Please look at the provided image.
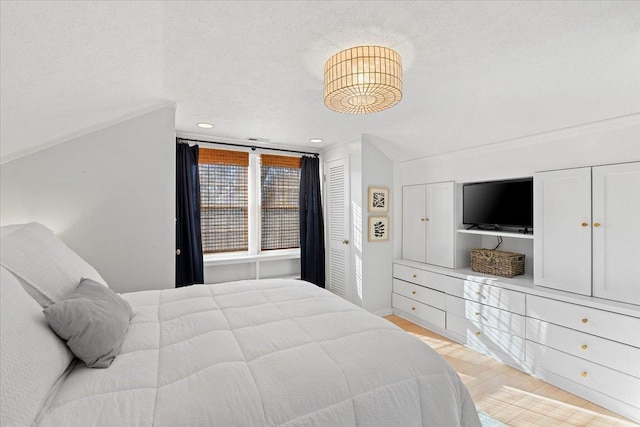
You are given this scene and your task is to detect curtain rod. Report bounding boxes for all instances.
[177,137,319,157]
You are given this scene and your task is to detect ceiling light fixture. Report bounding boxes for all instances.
[324,45,402,114]
[309,138,323,144]
[197,122,214,129]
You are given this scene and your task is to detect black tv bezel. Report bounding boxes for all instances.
[462,177,533,229]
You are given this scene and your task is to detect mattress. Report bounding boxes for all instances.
[35,279,481,426]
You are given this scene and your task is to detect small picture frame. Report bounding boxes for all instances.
[368,216,390,242]
[368,186,389,212]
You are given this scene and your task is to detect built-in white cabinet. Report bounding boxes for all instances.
[392,260,640,422]
[534,162,640,303]
[402,182,454,268]
[534,167,592,295]
[592,162,640,305]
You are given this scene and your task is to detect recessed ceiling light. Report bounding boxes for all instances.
[309,138,323,144]
[197,122,214,129]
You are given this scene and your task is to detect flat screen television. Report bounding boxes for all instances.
[463,178,533,230]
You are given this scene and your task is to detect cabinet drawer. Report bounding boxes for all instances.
[526,340,640,409]
[392,293,445,329]
[447,295,525,337]
[527,295,640,348]
[393,279,446,310]
[527,318,640,378]
[393,264,461,293]
[447,279,525,315]
[447,314,525,361]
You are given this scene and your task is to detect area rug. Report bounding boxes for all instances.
[478,410,507,427]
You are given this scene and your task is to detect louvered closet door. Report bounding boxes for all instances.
[325,157,350,299]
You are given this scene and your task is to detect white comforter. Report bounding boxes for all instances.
[36,279,481,426]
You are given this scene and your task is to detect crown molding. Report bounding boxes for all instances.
[1,100,177,165]
[400,113,640,165]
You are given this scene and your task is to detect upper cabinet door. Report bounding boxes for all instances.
[425,181,455,268]
[534,168,592,295]
[592,162,640,305]
[402,185,426,263]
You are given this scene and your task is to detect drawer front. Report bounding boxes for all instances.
[393,264,461,293]
[447,295,525,337]
[447,314,525,361]
[392,293,446,329]
[448,279,526,315]
[526,318,640,378]
[393,278,446,310]
[526,340,640,409]
[527,295,640,348]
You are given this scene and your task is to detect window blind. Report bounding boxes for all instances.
[199,148,249,253]
[260,155,301,251]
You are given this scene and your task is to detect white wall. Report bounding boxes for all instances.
[0,105,177,293]
[395,115,640,259]
[361,137,394,315]
[322,137,394,315]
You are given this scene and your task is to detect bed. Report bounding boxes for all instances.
[0,222,481,427]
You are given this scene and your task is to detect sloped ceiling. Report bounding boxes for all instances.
[1,1,639,163]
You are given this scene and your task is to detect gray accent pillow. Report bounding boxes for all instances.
[43,278,133,368]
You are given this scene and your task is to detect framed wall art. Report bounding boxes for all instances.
[368,216,389,242]
[368,186,389,212]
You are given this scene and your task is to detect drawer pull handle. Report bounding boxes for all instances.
[581,344,588,351]
[581,371,588,378]
[475,312,481,316]
[475,292,485,299]
[411,307,416,311]
[581,318,588,324]
[581,222,589,227]
[412,291,417,295]
[474,331,481,336]
[412,274,417,278]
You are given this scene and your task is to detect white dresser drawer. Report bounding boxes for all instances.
[447,314,525,361]
[393,264,461,293]
[392,293,446,329]
[526,340,640,409]
[447,279,526,315]
[447,295,525,338]
[393,278,446,310]
[527,318,640,378]
[527,295,640,348]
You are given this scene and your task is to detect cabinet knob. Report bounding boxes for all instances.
[581,371,588,378]
[412,274,417,278]
[412,290,417,295]
[475,331,481,336]
[581,222,589,227]
[594,222,601,228]
[425,217,430,221]
[581,318,589,324]
[581,344,588,351]
[411,307,416,311]
[475,312,481,316]
[342,239,350,245]
[420,218,426,222]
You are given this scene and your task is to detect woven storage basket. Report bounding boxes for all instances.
[470,249,525,278]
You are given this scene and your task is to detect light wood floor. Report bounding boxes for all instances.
[385,315,638,427]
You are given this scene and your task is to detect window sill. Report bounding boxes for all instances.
[203,249,301,267]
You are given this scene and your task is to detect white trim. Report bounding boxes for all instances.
[1,100,177,164]
[204,248,300,267]
[400,112,640,165]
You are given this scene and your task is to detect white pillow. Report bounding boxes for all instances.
[0,222,108,307]
[0,266,74,427]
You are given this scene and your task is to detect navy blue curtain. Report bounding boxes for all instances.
[175,141,204,287]
[299,156,326,287]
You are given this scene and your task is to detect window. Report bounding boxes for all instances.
[198,147,300,255]
[199,149,249,254]
[260,155,301,251]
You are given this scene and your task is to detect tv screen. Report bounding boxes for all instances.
[463,178,533,229]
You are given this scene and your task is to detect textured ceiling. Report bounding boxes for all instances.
[2,1,639,163]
